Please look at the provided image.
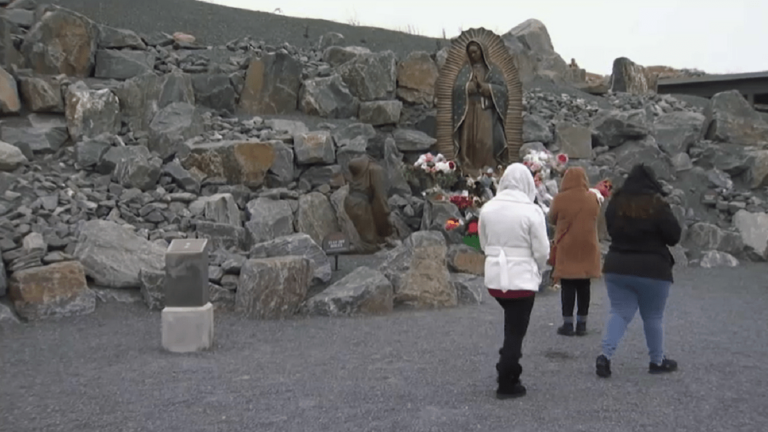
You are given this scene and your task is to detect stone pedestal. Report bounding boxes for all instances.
[161,239,213,353]
[161,302,214,353]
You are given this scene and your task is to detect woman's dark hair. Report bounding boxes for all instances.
[612,164,668,219]
[613,192,667,219]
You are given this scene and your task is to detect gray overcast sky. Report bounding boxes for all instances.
[200,0,766,76]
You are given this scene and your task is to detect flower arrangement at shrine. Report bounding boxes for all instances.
[522,149,569,213]
[402,152,461,191]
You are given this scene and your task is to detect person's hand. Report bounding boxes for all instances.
[479,83,491,97]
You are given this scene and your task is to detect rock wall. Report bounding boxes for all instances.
[0,4,767,323]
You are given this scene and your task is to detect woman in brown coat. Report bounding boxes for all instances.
[549,167,602,336]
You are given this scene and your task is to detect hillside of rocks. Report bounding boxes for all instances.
[1,3,767,324]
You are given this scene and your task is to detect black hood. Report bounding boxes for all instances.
[620,164,664,195]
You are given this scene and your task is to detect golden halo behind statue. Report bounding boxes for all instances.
[434,28,524,168]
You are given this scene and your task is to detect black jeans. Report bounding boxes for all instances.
[561,278,591,317]
[495,296,536,383]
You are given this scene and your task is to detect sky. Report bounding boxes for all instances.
[200,0,767,76]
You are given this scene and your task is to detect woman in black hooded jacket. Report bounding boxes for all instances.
[595,164,683,378]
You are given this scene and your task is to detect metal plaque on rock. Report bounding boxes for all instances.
[322,232,350,271]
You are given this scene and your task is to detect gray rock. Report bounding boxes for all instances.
[267,141,295,186]
[732,210,768,259]
[193,221,249,252]
[97,24,147,49]
[64,81,120,141]
[746,149,768,189]
[329,185,363,252]
[523,114,553,144]
[669,244,688,268]
[322,45,370,67]
[318,32,344,50]
[93,287,143,304]
[359,100,402,126]
[703,90,768,145]
[337,51,397,102]
[378,231,455,309]
[554,122,591,159]
[94,49,154,80]
[666,152,692,173]
[209,282,235,311]
[197,193,241,226]
[1,120,69,153]
[18,75,65,113]
[685,222,744,256]
[73,220,166,288]
[192,74,236,114]
[236,256,312,319]
[238,51,302,115]
[610,57,657,95]
[420,200,464,244]
[396,51,439,106]
[700,250,739,268]
[148,102,204,160]
[0,140,27,171]
[112,70,194,135]
[0,258,6,297]
[305,266,393,317]
[1,8,33,28]
[609,136,674,181]
[249,232,331,284]
[450,273,484,305]
[294,130,335,165]
[245,197,295,244]
[8,261,96,321]
[139,268,164,310]
[298,73,359,119]
[383,136,411,196]
[296,192,340,246]
[393,128,436,152]
[653,111,706,155]
[162,159,201,193]
[0,65,20,114]
[74,134,114,169]
[333,122,376,145]
[299,164,343,189]
[20,7,98,76]
[106,145,162,191]
[0,301,19,324]
[591,109,650,148]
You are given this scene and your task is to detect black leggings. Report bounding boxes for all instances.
[561,278,591,317]
[495,296,536,382]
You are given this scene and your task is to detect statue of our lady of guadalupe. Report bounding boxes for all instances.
[451,40,509,176]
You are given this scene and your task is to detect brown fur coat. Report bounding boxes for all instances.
[549,167,602,280]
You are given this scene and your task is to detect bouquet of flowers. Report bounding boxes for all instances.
[522,150,569,214]
[589,179,613,205]
[403,152,461,192]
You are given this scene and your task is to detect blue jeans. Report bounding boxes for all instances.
[601,273,671,364]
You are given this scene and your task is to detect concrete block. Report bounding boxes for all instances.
[161,302,214,353]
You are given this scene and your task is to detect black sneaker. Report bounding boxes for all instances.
[596,354,611,378]
[649,358,678,374]
[557,323,574,336]
[575,322,587,336]
[496,382,527,399]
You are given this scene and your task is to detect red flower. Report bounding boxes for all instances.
[447,161,456,170]
[556,153,569,165]
[467,220,478,235]
[596,179,613,198]
[445,218,461,231]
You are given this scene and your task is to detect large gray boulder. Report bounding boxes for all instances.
[64,82,120,141]
[148,102,204,159]
[249,233,332,284]
[337,51,397,102]
[94,49,154,80]
[298,74,359,119]
[378,231,455,309]
[653,111,706,155]
[304,266,393,317]
[244,197,295,244]
[703,90,768,145]
[236,256,312,319]
[732,210,768,259]
[73,220,166,288]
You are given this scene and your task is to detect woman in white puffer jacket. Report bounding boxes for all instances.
[478,163,550,399]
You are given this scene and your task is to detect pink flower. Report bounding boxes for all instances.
[556,153,569,165]
[424,153,434,162]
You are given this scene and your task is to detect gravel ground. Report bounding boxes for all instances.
[1,264,767,432]
[50,0,444,59]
